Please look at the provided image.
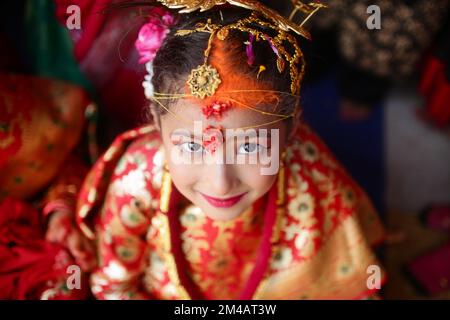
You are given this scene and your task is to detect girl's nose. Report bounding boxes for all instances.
[209,163,237,197]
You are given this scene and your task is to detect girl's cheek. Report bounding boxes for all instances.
[238,165,276,193]
[168,161,201,188]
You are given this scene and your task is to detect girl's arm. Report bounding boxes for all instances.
[89,159,155,299]
[43,154,96,272]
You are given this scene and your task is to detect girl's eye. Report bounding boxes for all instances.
[180,142,204,153]
[238,142,265,154]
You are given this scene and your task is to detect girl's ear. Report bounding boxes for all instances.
[149,104,161,132]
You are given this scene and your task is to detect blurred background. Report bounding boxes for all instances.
[0,0,449,299]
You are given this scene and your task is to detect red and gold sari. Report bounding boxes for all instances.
[77,123,386,300]
[0,74,92,299]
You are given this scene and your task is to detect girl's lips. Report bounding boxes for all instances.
[200,192,247,208]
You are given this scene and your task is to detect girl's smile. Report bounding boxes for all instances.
[199,191,248,208]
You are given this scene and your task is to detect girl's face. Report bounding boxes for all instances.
[159,98,288,221]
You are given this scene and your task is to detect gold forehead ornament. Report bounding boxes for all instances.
[155,0,326,98]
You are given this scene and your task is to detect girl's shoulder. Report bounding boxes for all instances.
[76,125,164,239]
[280,122,385,256]
[263,124,386,299]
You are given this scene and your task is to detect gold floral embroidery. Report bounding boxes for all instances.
[287,193,316,228]
[160,283,179,299]
[114,155,128,175]
[146,213,168,250]
[180,205,206,229]
[103,146,119,162]
[112,169,151,201]
[294,229,320,258]
[323,208,337,234]
[151,148,165,189]
[341,185,357,209]
[146,251,168,283]
[119,203,148,229]
[271,246,293,270]
[115,236,142,263]
[300,140,319,163]
[103,261,130,281]
[336,261,355,279]
[181,235,210,265]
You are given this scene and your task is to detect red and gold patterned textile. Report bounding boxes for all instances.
[77,124,386,300]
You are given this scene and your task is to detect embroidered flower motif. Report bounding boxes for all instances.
[300,140,319,163]
[147,252,167,282]
[283,220,301,241]
[180,205,205,229]
[337,261,355,279]
[295,229,320,259]
[115,237,140,263]
[182,237,209,265]
[341,186,357,209]
[115,154,129,175]
[113,169,150,201]
[323,208,337,234]
[119,202,149,230]
[147,213,168,248]
[151,148,165,189]
[161,282,178,299]
[288,193,316,228]
[103,261,128,281]
[271,246,293,270]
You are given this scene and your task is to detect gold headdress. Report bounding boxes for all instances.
[130,0,326,129]
[157,0,325,98]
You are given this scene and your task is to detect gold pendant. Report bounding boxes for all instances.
[188,64,222,99]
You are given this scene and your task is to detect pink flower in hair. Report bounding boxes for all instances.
[135,8,175,64]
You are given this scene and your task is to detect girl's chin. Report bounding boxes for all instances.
[197,204,248,221]
[204,210,243,221]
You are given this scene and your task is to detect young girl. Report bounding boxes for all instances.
[77,0,386,300]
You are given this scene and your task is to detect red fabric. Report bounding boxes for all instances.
[54,0,109,61]
[419,57,450,127]
[408,242,450,295]
[424,205,450,233]
[167,180,278,300]
[0,198,89,299]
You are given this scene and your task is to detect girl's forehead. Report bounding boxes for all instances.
[164,97,286,131]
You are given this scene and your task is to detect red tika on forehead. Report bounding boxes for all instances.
[202,101,232,121]
[202,125,224,155]
[185,38,280,118]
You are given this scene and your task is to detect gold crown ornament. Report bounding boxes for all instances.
[156,0,326,98]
